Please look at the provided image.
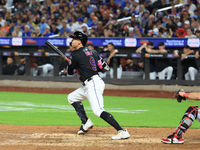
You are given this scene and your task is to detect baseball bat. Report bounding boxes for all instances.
[45,40,71,63]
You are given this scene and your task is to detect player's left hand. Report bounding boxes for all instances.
[174,89,186,103]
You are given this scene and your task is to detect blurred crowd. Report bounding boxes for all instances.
[1,0,200,81]
[0,0,200,38]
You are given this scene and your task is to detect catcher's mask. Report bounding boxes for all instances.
[69,31,88,46]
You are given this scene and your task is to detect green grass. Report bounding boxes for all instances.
[0,91,200,128]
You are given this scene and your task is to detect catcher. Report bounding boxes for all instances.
[162,89,200,144]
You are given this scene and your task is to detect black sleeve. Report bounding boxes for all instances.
[141,48,147,54]
[68,66,74,75]
[69,52,78,69]
[67,52,77,75]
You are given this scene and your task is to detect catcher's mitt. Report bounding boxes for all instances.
[174,89,186,103]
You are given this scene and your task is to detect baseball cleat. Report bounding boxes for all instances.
[111,129,130,140]
[77,118,94,135]
[161,137,184,144]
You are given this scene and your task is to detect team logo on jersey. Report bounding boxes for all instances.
[89,57,97,71]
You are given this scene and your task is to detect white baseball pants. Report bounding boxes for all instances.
[68,75,105,117]
[110,65,122,79]
[37,64,54,76]
[158,66,173,80]
[149,71,156,80]
[184,67,198,81]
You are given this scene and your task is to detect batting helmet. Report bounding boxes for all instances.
[69,31,88,46]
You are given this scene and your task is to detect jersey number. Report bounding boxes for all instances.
[89,57,97,71]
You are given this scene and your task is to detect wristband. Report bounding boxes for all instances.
[183,93,190,98]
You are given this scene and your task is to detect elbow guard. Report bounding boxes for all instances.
[98,57,110,72]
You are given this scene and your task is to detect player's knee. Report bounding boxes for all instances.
[92,109,104,117]
[188,67,194,72]
[168,66,173,72]
[186,106,198,114]
[67,93,73,104]
[184,106,198,120]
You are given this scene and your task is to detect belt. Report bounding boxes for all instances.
[82,77,92,86]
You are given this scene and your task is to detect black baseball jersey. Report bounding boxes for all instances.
[141,48,156,72]
[101,50,120,68]
[68,47,99,82]
[123,64,142,71]
[2,63,17,75]
[108,56,121,68]
[181,55,198,74]
[156,49,171,72]
[16,63,25,75]
[36,56,52,66]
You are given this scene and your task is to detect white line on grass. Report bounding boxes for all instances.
[0,101,148,114]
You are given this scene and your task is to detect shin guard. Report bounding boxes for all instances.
[72,102,88,124]
[174,106,198,138]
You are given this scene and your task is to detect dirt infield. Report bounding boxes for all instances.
[0,86,175,98]
[1,125,200,150]
[0,86,200,150]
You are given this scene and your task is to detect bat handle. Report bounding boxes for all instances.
[64,57,71,64]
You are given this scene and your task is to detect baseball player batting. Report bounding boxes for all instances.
[67,31,130,140]
[162,89,200,144]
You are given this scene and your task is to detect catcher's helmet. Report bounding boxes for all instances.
[69,31,88,46]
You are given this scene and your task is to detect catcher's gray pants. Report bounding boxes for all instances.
[174,106,200,137]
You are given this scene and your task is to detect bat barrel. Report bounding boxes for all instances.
[45,41,56,50]
[45,40,65,57]
[45,40,71,63]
